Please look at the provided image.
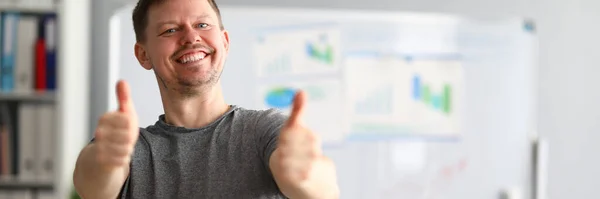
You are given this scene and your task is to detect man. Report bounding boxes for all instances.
[72,0,339,198]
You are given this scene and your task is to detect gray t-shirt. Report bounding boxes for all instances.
[114,105,289,199]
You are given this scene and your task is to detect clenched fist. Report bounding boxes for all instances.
[93,80,139,171]
[270,91,339,199]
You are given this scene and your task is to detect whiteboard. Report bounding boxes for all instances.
[110,4,537,199]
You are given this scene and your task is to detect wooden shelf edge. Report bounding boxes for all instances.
[0,179,53,190]
[0,3,56,14]
[0,91,56,102]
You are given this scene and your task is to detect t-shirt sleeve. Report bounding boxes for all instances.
[255,108,288,174]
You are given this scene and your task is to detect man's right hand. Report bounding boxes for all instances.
[93,80,139,170]
[73,80,139,199]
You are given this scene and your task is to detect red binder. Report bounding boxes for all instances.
[35,38,46,91]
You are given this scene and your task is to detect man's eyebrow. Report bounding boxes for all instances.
[155,14,212,27]
[156,20,178,27]
[195,14,211,20]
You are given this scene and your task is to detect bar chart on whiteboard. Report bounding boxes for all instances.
[344,53,464,140]
[253,26,342,77]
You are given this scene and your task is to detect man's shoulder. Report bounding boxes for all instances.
[232,106,288,123]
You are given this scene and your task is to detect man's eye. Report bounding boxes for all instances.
[165,28,176,33]
[197,23,209,28]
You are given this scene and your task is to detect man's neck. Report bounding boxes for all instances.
[160,84,230,129]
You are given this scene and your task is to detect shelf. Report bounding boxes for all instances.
[0,2,56,14]
[0,91,56,103]
[0,179,53,190]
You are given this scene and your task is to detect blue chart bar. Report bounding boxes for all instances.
[413,75,421,100]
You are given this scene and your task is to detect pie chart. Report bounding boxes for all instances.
[265,87,296,108]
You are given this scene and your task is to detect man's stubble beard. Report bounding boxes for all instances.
[152,61,223,98]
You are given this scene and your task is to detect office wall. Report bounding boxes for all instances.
[218,0,533,18]
[535,0,600,198]
[90,0,600,198]
[89,0,125,137]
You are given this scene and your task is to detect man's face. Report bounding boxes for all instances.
[135,0,229,95]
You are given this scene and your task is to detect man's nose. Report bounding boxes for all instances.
[180,26,201,45]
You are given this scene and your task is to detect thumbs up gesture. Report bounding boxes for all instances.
[93,80,139,171]
[270,91,340,199]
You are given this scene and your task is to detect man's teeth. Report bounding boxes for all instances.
[179,53,206,64]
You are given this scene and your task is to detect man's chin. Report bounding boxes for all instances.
[170,78,218,97]
[177,77,218,88]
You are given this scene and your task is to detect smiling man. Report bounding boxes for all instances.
[72,0,339,198]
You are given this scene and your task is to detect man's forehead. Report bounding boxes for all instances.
[147,1,216,24]
[146,0,212,13]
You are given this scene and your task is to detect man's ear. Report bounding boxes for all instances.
[134,43,153,70]
[222,29,230,53]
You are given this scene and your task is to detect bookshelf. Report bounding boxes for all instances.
[0,180,53,199]
[0,0,90,199]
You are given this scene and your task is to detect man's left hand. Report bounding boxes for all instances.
[270,90,340,199]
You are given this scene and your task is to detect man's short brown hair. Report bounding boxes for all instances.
[132,0,224,43]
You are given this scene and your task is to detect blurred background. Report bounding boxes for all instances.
[0,0,598,198]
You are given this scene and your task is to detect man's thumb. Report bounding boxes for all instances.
[116,80,136,114]
[286,90,307,127]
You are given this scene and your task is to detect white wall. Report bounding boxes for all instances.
[535,0,600,198]
[90,0,600,198]
[89,0,130,138]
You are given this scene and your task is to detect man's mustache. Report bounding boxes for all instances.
[174,43,215,57]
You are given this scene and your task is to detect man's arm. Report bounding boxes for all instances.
[267,91,340,199]
[73,143,130,199]
[74,80,139,199]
